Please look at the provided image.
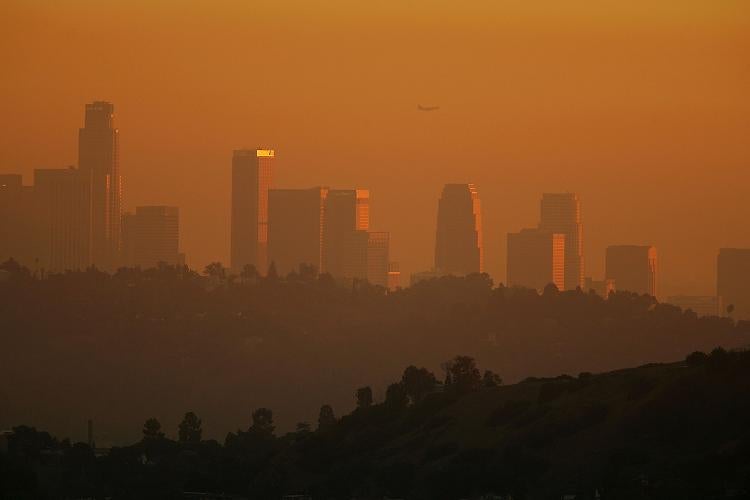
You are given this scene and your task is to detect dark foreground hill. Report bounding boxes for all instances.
[3,349,750,500]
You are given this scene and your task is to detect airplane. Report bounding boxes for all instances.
[417,105,440,111]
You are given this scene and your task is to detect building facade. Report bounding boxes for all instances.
[506,228,565,292]
[268,187,327,276]
[717,248,750,320]
[33,168,93,272]
[231,149,274,274]
[539,193,584,290]
[366,231,390,288]
[666,295,719,317]
[122,206,180,269]
[322,189,369,278]
[434,184,483,276]
[605,245,658,297]
[78,101,121,271]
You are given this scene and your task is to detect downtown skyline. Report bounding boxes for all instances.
[0,100,748,303]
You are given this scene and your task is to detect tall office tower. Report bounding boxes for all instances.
[605,245,658,297]
[121,206,180,269]
[539,193,584,290]
[323,189,370,277]
[33,168,92,272]
[434,184,483,275]
[268,187,327,276]
[717,248,750,320]
[506,228,565,292]
[78,101,121,271]
[231,149,274,274]
[366,231,390,288]
[0,174,41,268]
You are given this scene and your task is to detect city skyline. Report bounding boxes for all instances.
[1,100,748,304]
[2,2,748,298]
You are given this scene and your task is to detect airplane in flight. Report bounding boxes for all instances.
[417,104,440,111]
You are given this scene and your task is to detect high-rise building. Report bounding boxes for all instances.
[366,231,390,288]
[121,206,180,269]
[268,187,327,276]
[231,149,274,274]
[506,228,565,292]
[717,248,750,320]
[0,174,41,269]
[539,193,584,290]
[78,101,121,270]
[605,245,658,297]
[33,168,92,272]
[323,189,369,278]
[434,184,483,275]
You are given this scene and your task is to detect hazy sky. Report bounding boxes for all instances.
[1,0,748,296]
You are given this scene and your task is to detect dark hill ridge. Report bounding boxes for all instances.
[3,350,750,499]
[277,353,750,499]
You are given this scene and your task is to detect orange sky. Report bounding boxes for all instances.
[1,0,748,296]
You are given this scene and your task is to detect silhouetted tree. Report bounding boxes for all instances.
[401,365,437,403]
[686,351,708,367]
[178,411,202,443]
[240,264,259,284]
[203,262,226,280]
[317,404,336,431]
[142,418,164,440]
[482,370,503,388]
[295,422,312,433]
[250,408,275,436]
[385,383,408,408]
[445,356,481,394]
[356,386,373,409]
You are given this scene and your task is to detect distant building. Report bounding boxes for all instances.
[78,101,121,271]
[717,248,750,320]
[387,262,401,291]
[539,193,584,290]
[323,189,369,278]
[584,277,616,298]
[0,174,40,269]
[605,245,658,297]
[34,167,92,272]
[231,149,273,274]
[121,206,180,268]
[506,228,565,292]
[366,231,390,288]
[268,187,327,276]
[666,295,719,317]
[435,183,483,275]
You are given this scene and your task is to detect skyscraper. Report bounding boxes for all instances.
[605,245,658,297]
[78,101,121,270]
[323,189,369,278]
[0,174,40,269]
[506,228,565,292]
[435,184,483,275]
[539,193,584,290]
[122,206,180,269]
[231,149,274,274]
[267,187,327,276]
[33,167,92,272]
[717,248,750,320]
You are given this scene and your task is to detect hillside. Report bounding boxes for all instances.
[3,349,750,499]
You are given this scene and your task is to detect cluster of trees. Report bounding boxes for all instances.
[1,258,748,445]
